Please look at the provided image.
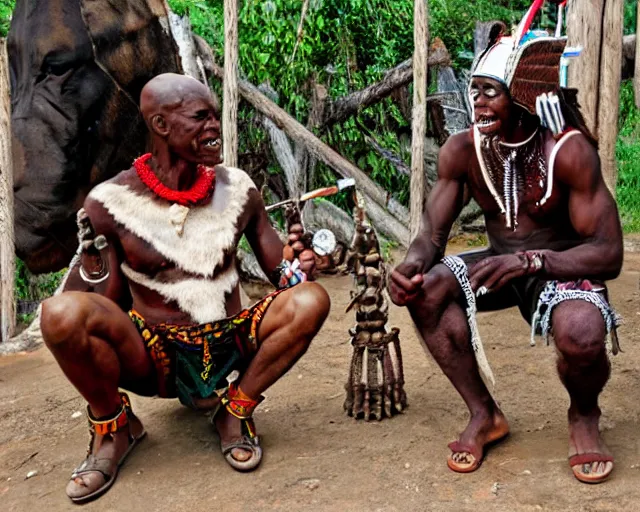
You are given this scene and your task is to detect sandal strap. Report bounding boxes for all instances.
[569,453,614,466]
[221,435,260,455]
[71,454,114,480]
[87,392,132,437]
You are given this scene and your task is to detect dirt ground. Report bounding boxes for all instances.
[2,244,640,512]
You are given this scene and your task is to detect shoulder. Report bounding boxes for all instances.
[438,129,474,179]
[88,168,138,200]
[441,129,473,154]
[85,168,139,232]
[215,165,257,192]
[551,130,601,191]
[213,165,263,219]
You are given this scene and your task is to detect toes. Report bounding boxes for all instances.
[452,452,473,465]
[66,472,105,498]
[231,447,252,462]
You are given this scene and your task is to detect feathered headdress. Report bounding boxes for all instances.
[471,0,567,116]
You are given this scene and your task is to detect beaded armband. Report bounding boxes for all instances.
[270,259,307,290]
[77,208,111,284]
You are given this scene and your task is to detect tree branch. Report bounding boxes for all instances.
[322,39,450,127]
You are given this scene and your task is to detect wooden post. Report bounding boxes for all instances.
[635,1,640,108]
[410,0,428,240]
[566,0,605,134]
[223,0,238,167]
[597,0,624,195]
[0,39,16,343]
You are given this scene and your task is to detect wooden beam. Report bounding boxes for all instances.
[223,0,239,167]
[210,63,411,239]
[597,0,624,196]
[410,0,428,240]
[566,0,605,134]
[322,40,450,127]
[0,39,16,342]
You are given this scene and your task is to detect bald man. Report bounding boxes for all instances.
[40,73,330,503]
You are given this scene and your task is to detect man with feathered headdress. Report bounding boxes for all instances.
[390,0,622,484]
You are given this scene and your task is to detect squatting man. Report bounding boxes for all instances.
[390,3,622,485]
[41,73,330,504]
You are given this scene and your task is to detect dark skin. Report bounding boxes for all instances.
[40,74,330,500]
[390,77,623,480]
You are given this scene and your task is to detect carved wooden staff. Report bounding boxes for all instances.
[344,192,407,421]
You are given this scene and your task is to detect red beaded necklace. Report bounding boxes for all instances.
[133,153,215,207]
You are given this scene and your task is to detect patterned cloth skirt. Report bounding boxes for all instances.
[129,289,284,407]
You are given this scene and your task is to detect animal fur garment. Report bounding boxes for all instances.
[89,166,255,278]
[121,262,239,323]
[89,166,255,323]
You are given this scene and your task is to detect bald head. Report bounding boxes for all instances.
[140,73,219,125]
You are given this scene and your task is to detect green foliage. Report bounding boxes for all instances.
[15,258,65,302]
[616,81,640,233]
[0,0,13,37]
[2,0,639,235]
[167,0,534,209]
[624,0,637,35]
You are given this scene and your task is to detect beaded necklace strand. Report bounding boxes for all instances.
[134,153,215,207]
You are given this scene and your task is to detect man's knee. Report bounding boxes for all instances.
[41,292,90,351]
[553,302,607,362]
[286,282,330,338]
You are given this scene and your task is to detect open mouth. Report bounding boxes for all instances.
[200,137,221,151]
[475,114,499,131]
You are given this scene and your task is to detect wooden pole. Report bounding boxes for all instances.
[597,0,624,196]
[566,0,605,134]
[635,1,640,108]
[223,0,239,167]
[0,39,16,342]
[410,0,428,240]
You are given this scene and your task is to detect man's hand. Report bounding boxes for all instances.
[469,254,527,294]
[389,261,425,306]
[297,249,317,280]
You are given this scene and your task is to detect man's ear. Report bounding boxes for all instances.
[151,114,170,137]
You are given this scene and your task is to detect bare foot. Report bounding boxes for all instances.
[568,407,613,484]
[66,414,145,501]
[447,406,510,473]
[213,407,254,463]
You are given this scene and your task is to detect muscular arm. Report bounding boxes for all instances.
[541,135,623,281]
[244,189,286,286]
[404,132,470,272]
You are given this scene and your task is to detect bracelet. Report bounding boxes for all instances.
[516,251,545,274]
[79,266,110,285]
[270,259,307,289]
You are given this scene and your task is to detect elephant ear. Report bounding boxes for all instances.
[79,0,183,102]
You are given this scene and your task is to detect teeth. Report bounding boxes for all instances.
[204,139,220,147]
[477,119,497,128]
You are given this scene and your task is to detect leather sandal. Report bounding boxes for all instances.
[217,384,264,472]
[67,392,146,504]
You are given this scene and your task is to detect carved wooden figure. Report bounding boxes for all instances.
[344,193,407,420]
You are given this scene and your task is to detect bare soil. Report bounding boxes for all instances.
[2,244,640,512]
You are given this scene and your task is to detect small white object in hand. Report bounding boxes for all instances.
[477,286,489,297]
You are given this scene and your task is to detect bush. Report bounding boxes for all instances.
[616,81,640,233]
